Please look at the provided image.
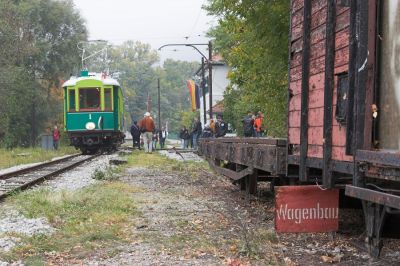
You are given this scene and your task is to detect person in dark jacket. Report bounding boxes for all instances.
[179,126,190,149]
[191,117,202,149]
[215,115,228,138]
[243,111,254,137]
[130,121,141,150]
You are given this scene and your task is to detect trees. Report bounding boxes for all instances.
[204,0,289,137]
[0,0,87,147]
[90,42,199,135]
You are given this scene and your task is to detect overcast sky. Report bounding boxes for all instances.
[72,0,216,63]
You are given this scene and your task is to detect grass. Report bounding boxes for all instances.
[92,166,122,181]
[1,182,140,263]
[127,150,209,173]
[0,146,77,170]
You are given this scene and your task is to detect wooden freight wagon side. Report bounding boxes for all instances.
[288,0,400,257]
[287,0,353,186]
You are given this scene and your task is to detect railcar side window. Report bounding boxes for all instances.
[79,88,100,110]
[104,88,112,110]
[335,73,348,125]
[68,89,75,111]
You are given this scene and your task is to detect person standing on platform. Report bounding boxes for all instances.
[215,115,228,138]
[52,125,60,150]
[209,119,216,137]
[242,111,254,137]
[138,112,155,153]
[254,111,264,137]
[130,121,141,150]
[191,117,202,149]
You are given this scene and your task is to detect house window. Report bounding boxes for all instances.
[335,73,349,125]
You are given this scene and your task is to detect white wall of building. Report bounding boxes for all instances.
[199,63,230,127]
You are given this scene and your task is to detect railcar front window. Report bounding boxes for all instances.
[79,88,100,111]
[104,88,112,110]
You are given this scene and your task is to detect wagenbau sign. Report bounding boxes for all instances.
[275,186,339,233]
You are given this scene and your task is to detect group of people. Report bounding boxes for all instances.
[179,114,228,149]
[178,117,204,149]
[243,111,264,137]
[131,110,263,152]
[199,114,228,140]
[130,112,168,153]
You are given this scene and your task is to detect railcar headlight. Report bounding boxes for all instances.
[85,122,96,130]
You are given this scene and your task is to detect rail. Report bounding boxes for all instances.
[0,154,99,199]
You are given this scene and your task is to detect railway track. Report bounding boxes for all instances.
[0,154,98,199]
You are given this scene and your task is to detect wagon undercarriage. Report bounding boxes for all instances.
[199,137,400,258]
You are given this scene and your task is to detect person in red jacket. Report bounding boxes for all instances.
[52,125,60,150]
[138,112,155,153]
[254,111,264,137]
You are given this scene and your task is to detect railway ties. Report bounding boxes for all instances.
[0,154,98,199]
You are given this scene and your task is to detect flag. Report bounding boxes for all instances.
[195,84,200,109]
[186,80,197,111]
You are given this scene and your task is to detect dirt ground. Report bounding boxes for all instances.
[75,156,400,266]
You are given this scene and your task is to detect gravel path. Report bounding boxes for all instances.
[82,153,279,265]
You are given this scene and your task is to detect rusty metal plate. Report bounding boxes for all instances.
[275,185,339,233]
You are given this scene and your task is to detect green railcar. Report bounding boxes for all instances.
[62,72,125,153]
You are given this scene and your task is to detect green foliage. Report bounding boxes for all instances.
[204,0,290,137]
[180,110,200,130]
[0,0,87,147]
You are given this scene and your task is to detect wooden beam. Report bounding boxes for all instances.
[299,0,312,182]
[346,0,357,155]
[353,0,369,186]
[346,185,400,209]
[322,0,336,188]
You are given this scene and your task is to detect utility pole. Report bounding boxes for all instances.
[158,78,161,130]
[147,92,152,112]
[158,42,213,121]
[201,57,207,123]
[208,41,213,120]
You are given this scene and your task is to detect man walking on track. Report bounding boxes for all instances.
[139,112,155,153]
